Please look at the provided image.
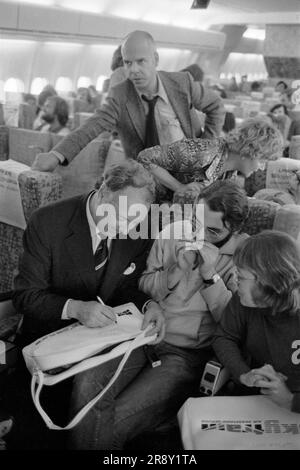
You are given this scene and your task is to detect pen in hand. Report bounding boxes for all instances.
[96,296,117,324]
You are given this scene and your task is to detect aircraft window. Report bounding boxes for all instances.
[96,75,109,92]
[77,77,92,88]
[55,77,73,93]
[4,78,25,93]
[31,78,48,95]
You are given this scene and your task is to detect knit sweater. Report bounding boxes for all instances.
[213,293,300,412]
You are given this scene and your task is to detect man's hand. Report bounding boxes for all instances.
[251,364,293,410]
[198,241,220,278]
[67,300,117,328]
[142,301,165,344]
[240,370,266,387]
[177,245,198,271]
[31,151,61,172]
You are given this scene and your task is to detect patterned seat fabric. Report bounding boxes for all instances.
[241,198,280,236]
[53,134,111,199]
[273,204,300,241]
[244,169,267,197]
[0,171,62,293]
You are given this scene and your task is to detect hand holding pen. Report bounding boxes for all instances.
[67,298,117,327]
[97,296,117,324]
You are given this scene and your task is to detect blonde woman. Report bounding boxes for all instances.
[137,118,283,202]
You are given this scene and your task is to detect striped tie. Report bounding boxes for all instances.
[94,238,108,272]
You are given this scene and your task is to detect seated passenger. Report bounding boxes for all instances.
[37,96,70,136]
[140,180,249,350]
[76,87,96,113]
[23,93,37,110]
[137,118,283,202]
[13,160,165,450]
[13,160,162,344]
[33,85,57,130]
[213,231,300,413]
[268,103,291,144]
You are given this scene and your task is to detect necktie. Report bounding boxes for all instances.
[141,95,160,148]
[94,238,108,273]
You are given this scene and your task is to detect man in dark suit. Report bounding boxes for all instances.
[31,30,225,172]
[13,160,165,345]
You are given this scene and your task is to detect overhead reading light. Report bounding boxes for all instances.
[191,0,210,8]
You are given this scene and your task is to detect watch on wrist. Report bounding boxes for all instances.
[202,273,221,285]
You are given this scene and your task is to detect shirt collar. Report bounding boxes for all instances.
[219,232,249,255]
[86,192,102,250]
[137,74,169,104]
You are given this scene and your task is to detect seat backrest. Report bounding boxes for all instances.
[53,134,111,199]
[244,168,267,196]
[73,112,94,130]
[273,204,300,241]
[0,126,9,161]
[18,103,35,130]
[0,103,4,126]
[0,170,62,293]
[8,128,51,166]
[241,198,280,236]
[0,297,22,340]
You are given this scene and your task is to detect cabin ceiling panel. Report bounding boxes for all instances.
[7,0,300,26]
[0,2,18,28]
[18,4,81,34]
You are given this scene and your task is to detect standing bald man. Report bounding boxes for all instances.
[32,30,225,172]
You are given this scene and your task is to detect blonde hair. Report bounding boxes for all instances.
[226,117,283,161]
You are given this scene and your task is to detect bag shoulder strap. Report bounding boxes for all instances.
[31,330,155,430]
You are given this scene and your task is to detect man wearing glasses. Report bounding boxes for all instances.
[137,180,249,438]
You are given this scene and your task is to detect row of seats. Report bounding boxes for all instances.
[0,125,112,297]
[0,101,97,132]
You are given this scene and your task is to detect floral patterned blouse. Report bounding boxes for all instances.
[137,137,230,202]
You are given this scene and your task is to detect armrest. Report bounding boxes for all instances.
[0,297,22,341]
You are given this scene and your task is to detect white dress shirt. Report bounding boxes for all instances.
[138,75,185,145]
[61,193,151,319]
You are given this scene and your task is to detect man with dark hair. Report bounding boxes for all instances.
[38,96,70,136]
[140,180,249,352]
[135,181,249,444]
[31,30,225,172]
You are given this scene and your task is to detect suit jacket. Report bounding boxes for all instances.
[54,71,225,163]
[13,194,153,343]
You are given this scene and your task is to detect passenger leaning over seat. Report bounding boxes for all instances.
[137,117,283,202]
[213,231,300,413]
[31,30,224,172]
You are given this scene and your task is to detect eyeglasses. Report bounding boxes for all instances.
[191,215,228,239]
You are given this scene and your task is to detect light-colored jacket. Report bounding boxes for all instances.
[139,230,248,349]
